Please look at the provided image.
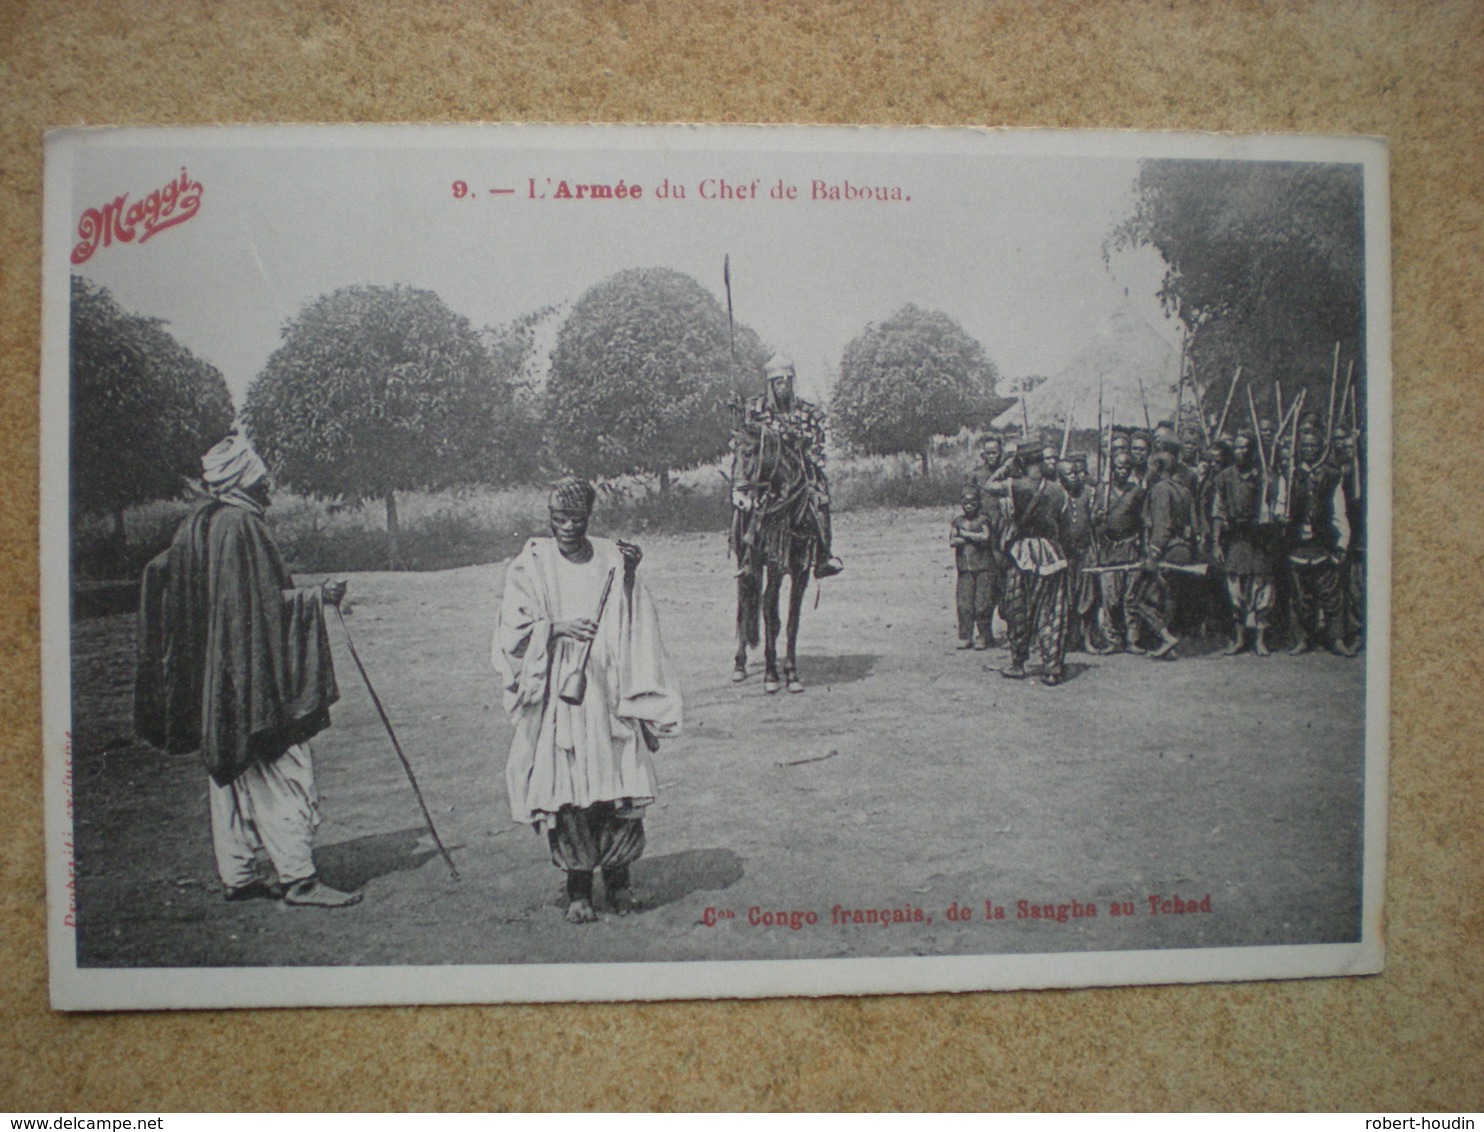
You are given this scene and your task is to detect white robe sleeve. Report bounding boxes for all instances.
[614,571,684,739]
[493,541,553,712]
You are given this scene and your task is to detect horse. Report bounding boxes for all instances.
[729,424,822,694]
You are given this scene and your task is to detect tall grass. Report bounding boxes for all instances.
[72,438,990,580]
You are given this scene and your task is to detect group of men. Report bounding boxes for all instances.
[952,416,1364,685]
[130,390,1364,921]
[136,434,682,923]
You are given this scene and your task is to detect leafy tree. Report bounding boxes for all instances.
[544,267,770,491]
[833,305,1007,475]
[479,303,563,482]
[1112,160,1365,431]
[244,284,512,569]
[70,275,234,550]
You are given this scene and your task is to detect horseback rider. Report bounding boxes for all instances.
[731,354,844,579]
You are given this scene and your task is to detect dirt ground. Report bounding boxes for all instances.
[68,505,1367,972]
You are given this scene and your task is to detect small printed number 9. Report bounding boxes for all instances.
[452,180,468,199]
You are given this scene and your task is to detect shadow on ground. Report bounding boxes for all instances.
[796,653,877,687]
[316,827,443,890]
[633,847,745,911]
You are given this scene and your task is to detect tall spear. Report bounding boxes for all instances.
[723,254,739,400]
[1245,385,1268,474]
[1325,340,1342,444]
[1135,371,1152,431]
[1246,384,1271,523]
[1060,391,1075,459]
[1173,365,1185,440]
[1095,371,1105,483]
[1189,358,1212,445]
[1279,389,1306,520]
[1325,356,1352,464]
[1174,328,1188,432]
[1216,365,1243,437]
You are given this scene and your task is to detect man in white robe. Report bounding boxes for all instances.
[494,478,683,922]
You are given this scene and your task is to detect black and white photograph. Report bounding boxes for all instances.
[41,125,1389,1009]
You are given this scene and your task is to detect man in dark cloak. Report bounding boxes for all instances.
[136,433,359,906]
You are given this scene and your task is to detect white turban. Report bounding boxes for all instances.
[201,433,269,496]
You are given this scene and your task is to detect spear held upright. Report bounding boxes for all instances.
[1095,372,1104,483]
[1335,336,1347,442]
[1216,365,1242,438]
[723,254,740,405]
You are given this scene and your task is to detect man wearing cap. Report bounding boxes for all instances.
[1210,431,1281,656]
[135,433,360,907]
[1091,449,1145,654]
[495,478,683,923]
[1284,431,1356,656]
[1129,452,1197,660]
[1058,454,1097,653]
[980,444,1070,685]
[1194,439,1234,640]
[739,355,843,578]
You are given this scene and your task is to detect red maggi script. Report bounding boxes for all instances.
[71,167,202,265]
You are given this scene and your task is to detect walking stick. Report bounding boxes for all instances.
[333,606,459,880]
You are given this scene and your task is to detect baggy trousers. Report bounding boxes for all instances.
[209,741,320,888]
[1004,566,1069,675]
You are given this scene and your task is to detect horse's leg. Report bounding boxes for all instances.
[734,571,756,680]
[762,565,785,693]
[784,548,810,692]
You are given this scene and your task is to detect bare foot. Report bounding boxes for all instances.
[607,887,642,915]
[564,898,600,924]
[225,879,282,902]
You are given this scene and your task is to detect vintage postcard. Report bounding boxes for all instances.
[41,125,1389,1009]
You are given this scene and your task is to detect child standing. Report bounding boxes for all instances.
[950,484,997,649]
